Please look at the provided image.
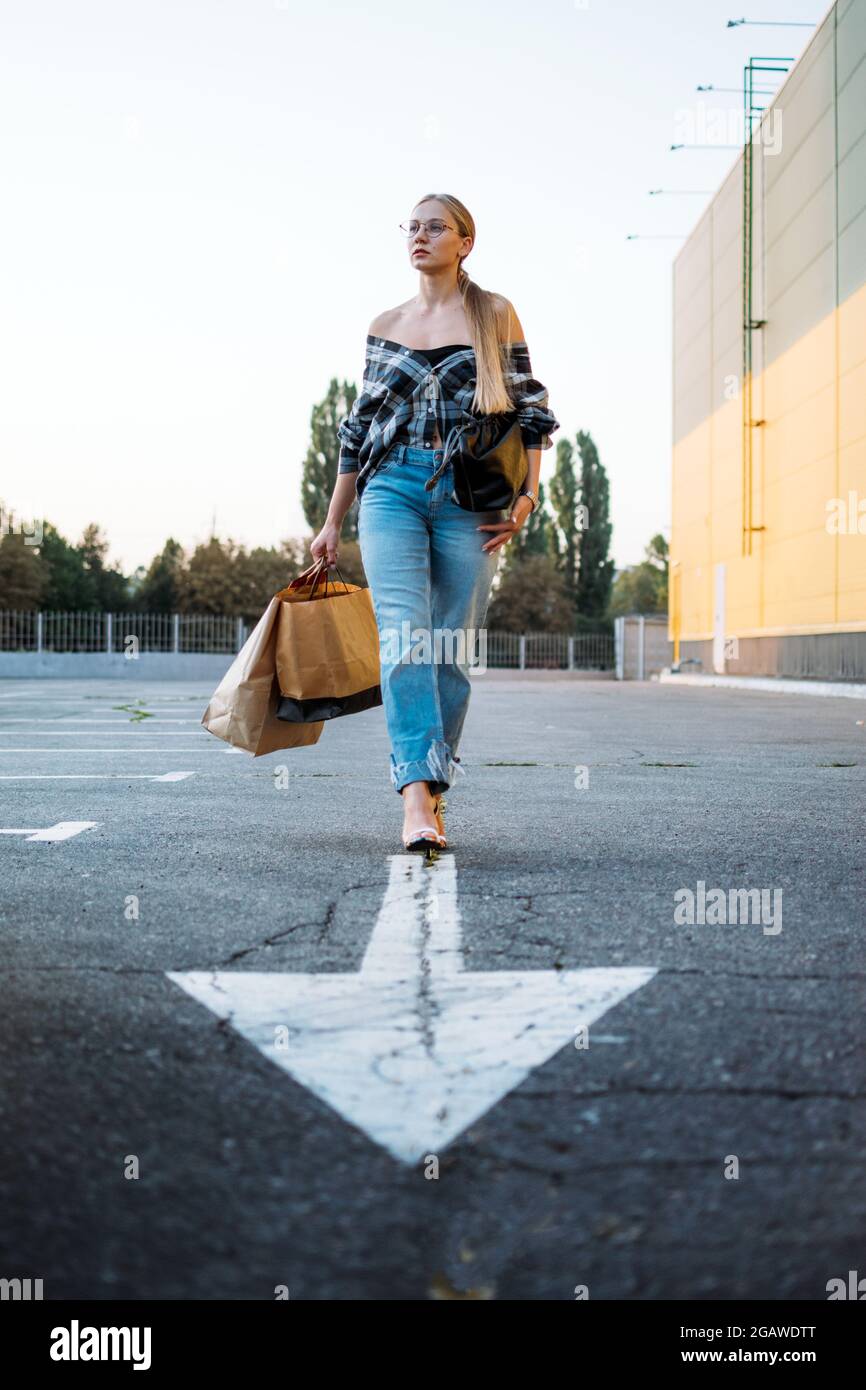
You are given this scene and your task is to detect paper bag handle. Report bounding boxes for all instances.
[287,556,351,597]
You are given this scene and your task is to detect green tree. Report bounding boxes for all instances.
[0,528,49,608]
[133,538,186,613]
[548,437,579,598]
[178,537,246,615]
[302,378,359,543]
[486,549,574,633]
[36,523,100,610]
[234,540,307,621]
[574,430,615,620]
[78,523,129,611]
[176,536,308,622]
[646,532,669,609]
[608,532,668,617]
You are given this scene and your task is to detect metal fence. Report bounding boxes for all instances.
[484,631,613,670]
[0,611,614,670]
[0,611,245,655]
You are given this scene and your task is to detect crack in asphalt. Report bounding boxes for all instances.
[416,878,440,1059]
[217,919,329,966]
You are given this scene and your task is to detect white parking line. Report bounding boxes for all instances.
[0,771,196,781]
[0,821,99,841]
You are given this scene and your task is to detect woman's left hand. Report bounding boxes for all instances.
[477,495,534,553]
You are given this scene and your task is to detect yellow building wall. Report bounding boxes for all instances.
[671,279,866,641]
[670,0,866,648]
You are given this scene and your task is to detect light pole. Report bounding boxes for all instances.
[726,17,816,26]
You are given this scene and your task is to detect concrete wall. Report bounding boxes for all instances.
[0,652,235,680]
[675,630,866,680]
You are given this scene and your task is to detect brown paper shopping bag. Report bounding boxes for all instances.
[273,562,382,721]
[201,594,325,755]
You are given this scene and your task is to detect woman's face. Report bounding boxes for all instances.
[407,202,471,271]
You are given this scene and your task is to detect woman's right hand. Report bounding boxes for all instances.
[308,521,341,570]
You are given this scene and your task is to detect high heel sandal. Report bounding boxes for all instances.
[401,791,447,852]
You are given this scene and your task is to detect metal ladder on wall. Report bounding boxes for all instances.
[741,55,793,557]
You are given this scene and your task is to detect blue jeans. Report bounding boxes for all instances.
[357,441,504,796]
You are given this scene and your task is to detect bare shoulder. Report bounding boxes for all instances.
[489,293,525,344]
[368,301,413,340]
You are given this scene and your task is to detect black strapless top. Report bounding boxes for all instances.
[415,344,472,366]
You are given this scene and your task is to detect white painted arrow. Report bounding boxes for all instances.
[167,856,656,1164]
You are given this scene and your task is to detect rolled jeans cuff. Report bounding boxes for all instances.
[390,741,466,796]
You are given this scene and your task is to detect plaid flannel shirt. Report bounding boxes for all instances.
[337,335,560,499]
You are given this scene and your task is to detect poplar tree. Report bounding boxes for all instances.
[574,430,615,622]
[301,378,359,542]
[548,437,579,599]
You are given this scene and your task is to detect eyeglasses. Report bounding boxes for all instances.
[399,219,456,239]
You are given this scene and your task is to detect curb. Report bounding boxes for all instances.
[658,671,866,700]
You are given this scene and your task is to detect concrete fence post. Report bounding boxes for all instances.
[614,616,624,680]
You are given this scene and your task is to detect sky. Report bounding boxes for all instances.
[0,0,823,579]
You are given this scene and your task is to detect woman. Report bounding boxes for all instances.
[308,192,559,851]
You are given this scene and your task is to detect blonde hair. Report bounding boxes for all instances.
[413,191,515,416]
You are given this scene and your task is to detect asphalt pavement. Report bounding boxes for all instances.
[0,674,863,1300]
